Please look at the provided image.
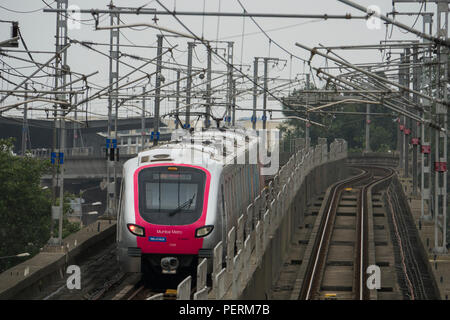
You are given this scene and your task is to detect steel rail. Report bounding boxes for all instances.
[355,166,394,300]
[302,169,371,300]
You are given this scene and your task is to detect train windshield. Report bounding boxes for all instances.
[138,166,206,225]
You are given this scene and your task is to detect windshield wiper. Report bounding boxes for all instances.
[168,193,196,216]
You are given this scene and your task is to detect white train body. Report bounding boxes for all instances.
[117,127,264,279]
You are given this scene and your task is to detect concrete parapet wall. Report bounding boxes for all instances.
[239,159,348,299]
[347,152,399,168]
[0,220,116,300]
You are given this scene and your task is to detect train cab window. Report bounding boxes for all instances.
[137,166,206,225]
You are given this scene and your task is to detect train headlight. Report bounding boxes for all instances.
[127,224,145,237]
[195,225,214,238]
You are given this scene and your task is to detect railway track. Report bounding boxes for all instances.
[300,166,394,300]
[111,282,197,300]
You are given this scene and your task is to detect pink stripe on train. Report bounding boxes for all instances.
[133,163,211,255]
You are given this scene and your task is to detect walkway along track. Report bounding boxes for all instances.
[299,166,394,300]
[385,178,441,300]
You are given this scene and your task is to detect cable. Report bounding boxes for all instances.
[17,28,54,78]
[193,46,205,64]
[219,19,322,41]
[41,0,106,25]
[154,0,318,125]
[0,2,55,14]
[399,2,425,34]
[235,0,309,64]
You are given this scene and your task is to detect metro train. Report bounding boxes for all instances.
[116,126,266,284]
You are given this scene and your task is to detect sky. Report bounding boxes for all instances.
[0,0,440,121]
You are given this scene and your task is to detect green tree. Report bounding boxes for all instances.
[0,138,51,272]
[280,86,397,152]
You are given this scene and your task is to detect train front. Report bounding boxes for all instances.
[117,157,216,283]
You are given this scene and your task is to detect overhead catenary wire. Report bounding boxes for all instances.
[154,0,323,126]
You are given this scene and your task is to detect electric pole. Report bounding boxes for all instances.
[186,42,194,129]
[153,34,163,146]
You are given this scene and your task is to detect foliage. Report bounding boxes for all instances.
[0,138,79,272]
[279,86,397,152]
[0,138,51,272]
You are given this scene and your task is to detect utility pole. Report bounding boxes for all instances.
[364,103,371,153]
[252,57,258,130]
[412,45,419,195]
[433,2,448,253]
[232,79,236,126]
[185,42,194,129]
[141,86,146,151]
[21,83,28,156]
[226,42,234,125]
[421,12,433,222]
[305,73,311,149]
[404,48,411,178]
[153,34,163,146]
[263,58,268,130]
[106,2,120,219]
[205,44,212,128]
[398,53,405,173]
[175,70,180,129]
[257,56,284,130]
[49,0,68,245]
[73,94,78,148]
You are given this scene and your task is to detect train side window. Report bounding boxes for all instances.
[226,177,231,217]
[221,183,226,217]
[118,179,124,220]
[220,183,226,234]
[237,169,241,212]
[250,165,255,201]
[117,179,124,241]
[231,176,235,215]
[240,167,244,210]
[256,165,260,197]
[246,165,250,204]
[234,170,239,216]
